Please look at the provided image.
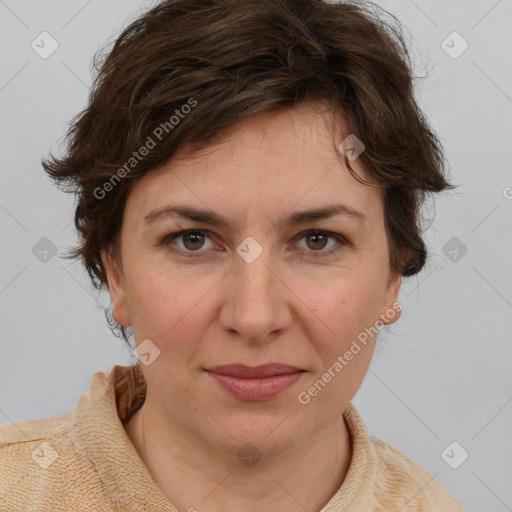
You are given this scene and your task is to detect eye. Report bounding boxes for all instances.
[162,229,348,258]
[294,230,348,258]
[162,230,216,257]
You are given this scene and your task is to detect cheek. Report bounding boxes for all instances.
[297,280,379,413]
[301,266,386,386]
[124,265,194,344]
[308,269,385,335]
[125,265,222,371]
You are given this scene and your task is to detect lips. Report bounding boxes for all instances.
[205,363,303,378]
[204,363,305,401]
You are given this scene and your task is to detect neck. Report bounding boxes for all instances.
[124,393,352,512]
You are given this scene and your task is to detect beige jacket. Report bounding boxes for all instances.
[0,364,467,511]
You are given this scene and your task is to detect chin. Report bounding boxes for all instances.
[202,412,313,461]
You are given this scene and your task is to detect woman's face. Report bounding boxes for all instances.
[103,103,402,457]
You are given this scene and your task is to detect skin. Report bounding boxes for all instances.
[102,102,403,512]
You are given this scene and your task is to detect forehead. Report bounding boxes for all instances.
[125,104,383,226]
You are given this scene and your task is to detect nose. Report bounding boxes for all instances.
[218,243,293,344]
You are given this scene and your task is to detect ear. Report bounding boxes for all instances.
[378,269,402,326]
[101,249,132,326]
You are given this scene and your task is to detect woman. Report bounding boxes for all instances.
[0,0,466,510]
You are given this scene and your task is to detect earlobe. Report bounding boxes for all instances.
[379,272,402,326]
[101,250,132,326]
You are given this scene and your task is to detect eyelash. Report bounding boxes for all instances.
[161,229,349,259]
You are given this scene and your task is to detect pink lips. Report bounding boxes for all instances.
[205,363,305,401]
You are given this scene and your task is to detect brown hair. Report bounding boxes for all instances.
[42,0,456,346]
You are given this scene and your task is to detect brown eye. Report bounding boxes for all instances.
[295,230,348,258]
[162,230,216,258]
[304,232,329,251]
[181,231,206,251]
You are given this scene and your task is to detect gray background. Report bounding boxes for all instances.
[1,1,511,510]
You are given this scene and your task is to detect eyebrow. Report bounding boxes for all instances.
[144,202,366,228]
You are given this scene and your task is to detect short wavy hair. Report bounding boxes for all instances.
[42,0,455,346]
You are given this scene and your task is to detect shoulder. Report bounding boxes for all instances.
[0,407,115,510]
[0,412,75,474]
[368,436,467,511]
[0,411,74,446]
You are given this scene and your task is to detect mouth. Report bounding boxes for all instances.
[205,363,304,378]
[204,363,305,401]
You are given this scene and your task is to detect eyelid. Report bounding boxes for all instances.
[162,229,350,258]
